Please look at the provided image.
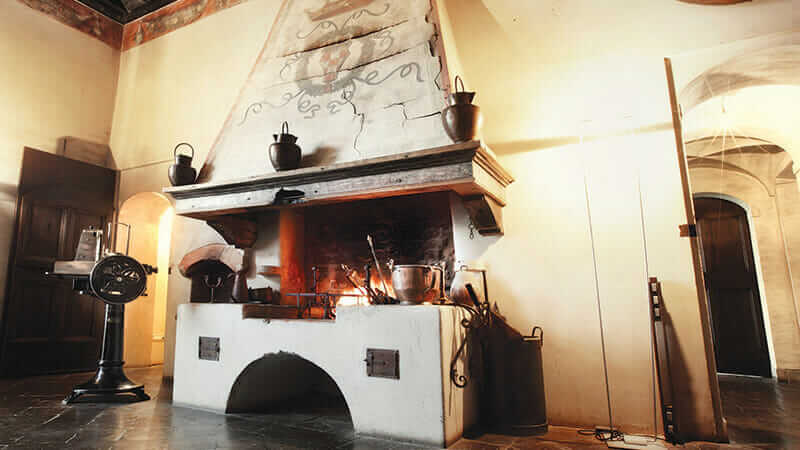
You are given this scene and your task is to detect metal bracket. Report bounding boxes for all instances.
[679,223,697,237]
[365,348,399,379]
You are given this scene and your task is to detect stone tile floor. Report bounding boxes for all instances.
[0,367,796,449]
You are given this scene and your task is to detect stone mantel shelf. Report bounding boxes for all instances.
[164,140,514,243]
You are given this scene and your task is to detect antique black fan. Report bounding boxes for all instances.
[48,224,156,404]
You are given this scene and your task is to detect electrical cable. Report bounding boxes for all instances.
[637,174,662,445]
[578,428,624,442]
[582,174,616,441]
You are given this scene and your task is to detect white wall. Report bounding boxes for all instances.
[0,1,119,322]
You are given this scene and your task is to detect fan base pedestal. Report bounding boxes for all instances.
[63,363,150,404]
[63,304,150,404]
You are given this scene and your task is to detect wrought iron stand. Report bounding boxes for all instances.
[63,304,150,404]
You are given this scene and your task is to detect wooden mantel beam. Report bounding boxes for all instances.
[164,141,514,225]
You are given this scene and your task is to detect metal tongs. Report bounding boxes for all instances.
[341,264,395,304]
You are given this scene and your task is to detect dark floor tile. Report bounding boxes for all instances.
[2,367,799,450]
[339,436,438,449]
[448,439,507,449]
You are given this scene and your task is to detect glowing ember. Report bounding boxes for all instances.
[336,288,369,306]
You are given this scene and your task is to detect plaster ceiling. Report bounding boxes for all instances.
[682,82,800,162]
[78,0,179,23]
[679,45,800,111]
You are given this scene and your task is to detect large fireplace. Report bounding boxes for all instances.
[162,0,515,446]
[165,141,513,447]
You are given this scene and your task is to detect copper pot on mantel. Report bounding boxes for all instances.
[269,121,302,171]
[441,76,483,143]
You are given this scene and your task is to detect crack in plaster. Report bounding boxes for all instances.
[341,90,366,158]
[278,19,411,60]
[385,101,441,127]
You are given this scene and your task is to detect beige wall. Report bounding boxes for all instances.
[776,180,800,315]
[774,180,800,382]
[450,130,703,436]
[437,0,795,440]
[104,0,797,441]
[0,1,119,321]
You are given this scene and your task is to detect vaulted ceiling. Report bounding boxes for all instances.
[79,0,179,23]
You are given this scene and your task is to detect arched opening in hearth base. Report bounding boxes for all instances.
[225,352,352,425]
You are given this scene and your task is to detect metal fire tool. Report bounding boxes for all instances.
[47,224,156,404]
[366,235,389,296]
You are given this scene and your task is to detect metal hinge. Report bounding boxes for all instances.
[679,223,697,237]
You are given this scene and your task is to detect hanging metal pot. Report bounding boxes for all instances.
[168,143,197,186]
[269,121,302,171]
[441,76,483,143]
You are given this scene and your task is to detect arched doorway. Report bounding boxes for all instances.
[117,192,173,367]
[694,196,771,377]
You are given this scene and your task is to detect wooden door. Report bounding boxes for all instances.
[694,197,771,377]
[0,148,116,376]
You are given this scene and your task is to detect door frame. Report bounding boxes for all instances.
[694,192,778,378]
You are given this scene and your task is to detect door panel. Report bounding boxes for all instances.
[695,197,771,377]
[1,148,115,376]
[18,203,65,267]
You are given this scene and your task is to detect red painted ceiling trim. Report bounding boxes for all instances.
[19,0,251,51]
[121,0,248,51]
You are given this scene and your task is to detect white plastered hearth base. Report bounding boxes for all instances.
[173,304,478,447]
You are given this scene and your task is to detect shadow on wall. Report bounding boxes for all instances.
[226,351,352,420]
[0,182,16,201]
[0,182,17,322]
[661,280,700,442]
[488,122,674,155]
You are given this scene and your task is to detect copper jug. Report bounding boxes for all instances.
[441,76,482,143]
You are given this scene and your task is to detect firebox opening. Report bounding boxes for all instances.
[225,352,352,425]
[303,192,456,296]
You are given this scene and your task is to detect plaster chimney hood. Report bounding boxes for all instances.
[164,140,513,244]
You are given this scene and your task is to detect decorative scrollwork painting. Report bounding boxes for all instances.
[199,0,451,184]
